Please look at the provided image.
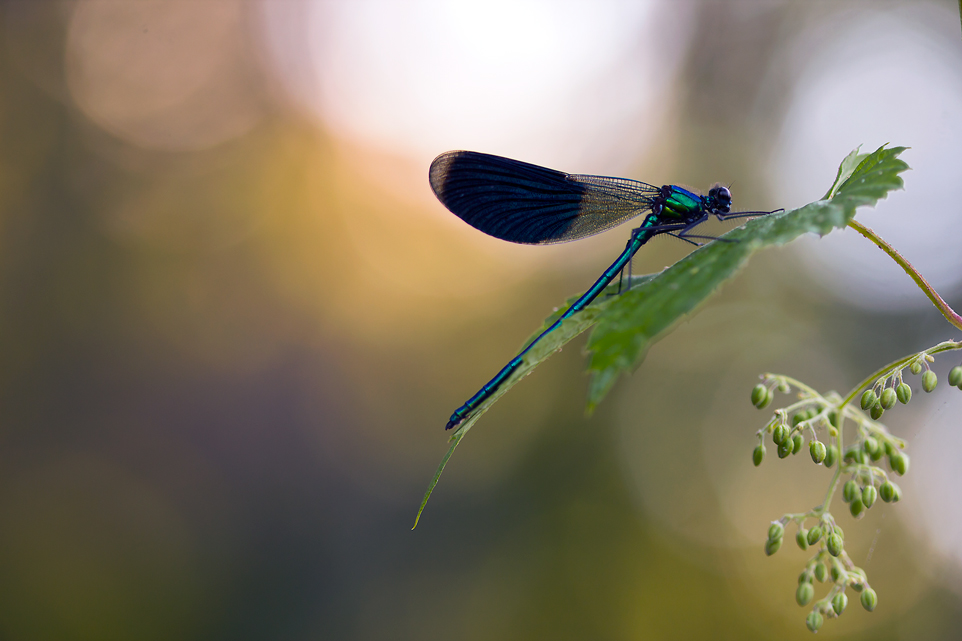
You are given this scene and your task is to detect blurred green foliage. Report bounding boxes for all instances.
[0,4,960,641]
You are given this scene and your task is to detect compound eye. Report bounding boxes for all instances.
[710,186,732,212]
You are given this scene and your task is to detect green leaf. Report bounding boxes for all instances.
[823,145,866,200]
[413,428,464,529]
[415,145,908,526]
[412,275,654,528]
[451,273,656,439]
[584,144,907,408]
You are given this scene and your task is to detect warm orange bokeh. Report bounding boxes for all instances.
[0,2,959,640]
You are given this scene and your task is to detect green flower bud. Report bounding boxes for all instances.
[862,485,877,508]
[880,388,897,410]
[949,366,962,387]
[860,587,877,612]
[777,441,793,459]
[823,444,838,468]
[896,382,912,404]
[870,403,884,420]
[778,381,790,393]
[827,533,843,557]
[833,592,848,615]
[752,384,770,408]
[792,413,804,427]
[869,443,885,462]
[796,581,814,606]
[834,525,844,540]
[828,410,839,428]
[768,522,784,541]
[842,480,858,503]
[879,480,894,502]
[765,537,781,556]
[890,452,909,476]
[910,361,923,375]
[799,570,812,584]
[849,497,864,518]
[830,564,841,582]
[860,389,878,410]
[922,370,937,392]
[753,443,765,467]
[879,480,901,503]
[806,610,824,632]
[807,526,823,546]
[810,440,826,464]
[792,433,804,455]
[863,436,879,457]
[773,424,789,445]
[814,561,827,583]
[796,528,809,550]
[883,440,896,457]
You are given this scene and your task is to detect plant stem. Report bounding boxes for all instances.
[766,374,826,402]
[839,340,962,409]
[848,219,962,332]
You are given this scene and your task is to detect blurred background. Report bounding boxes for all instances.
[0,1,961,639]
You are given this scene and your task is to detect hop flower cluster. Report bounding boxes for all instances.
[764,515,877,632]
[746,350,961,632]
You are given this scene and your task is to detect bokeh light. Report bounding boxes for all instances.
[1,1,961,639]
[66,0,265,151]
[772,2,962,309]
[259,0,697,177]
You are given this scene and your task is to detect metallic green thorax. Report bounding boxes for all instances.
[633,188,706,234]
[661,186,706,219]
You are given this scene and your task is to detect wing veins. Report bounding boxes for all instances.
[431,151,662,244]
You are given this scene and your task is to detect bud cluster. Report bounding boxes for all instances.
[767,511,879,632]
[750,346,962,631]
[749,367,920,633]
[840,437,904,518]
[858,354,946,423]
[751,378,842,470]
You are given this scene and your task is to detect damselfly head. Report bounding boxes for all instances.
[707,185,732,215]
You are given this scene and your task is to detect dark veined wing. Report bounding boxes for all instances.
[430,151,662,245]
